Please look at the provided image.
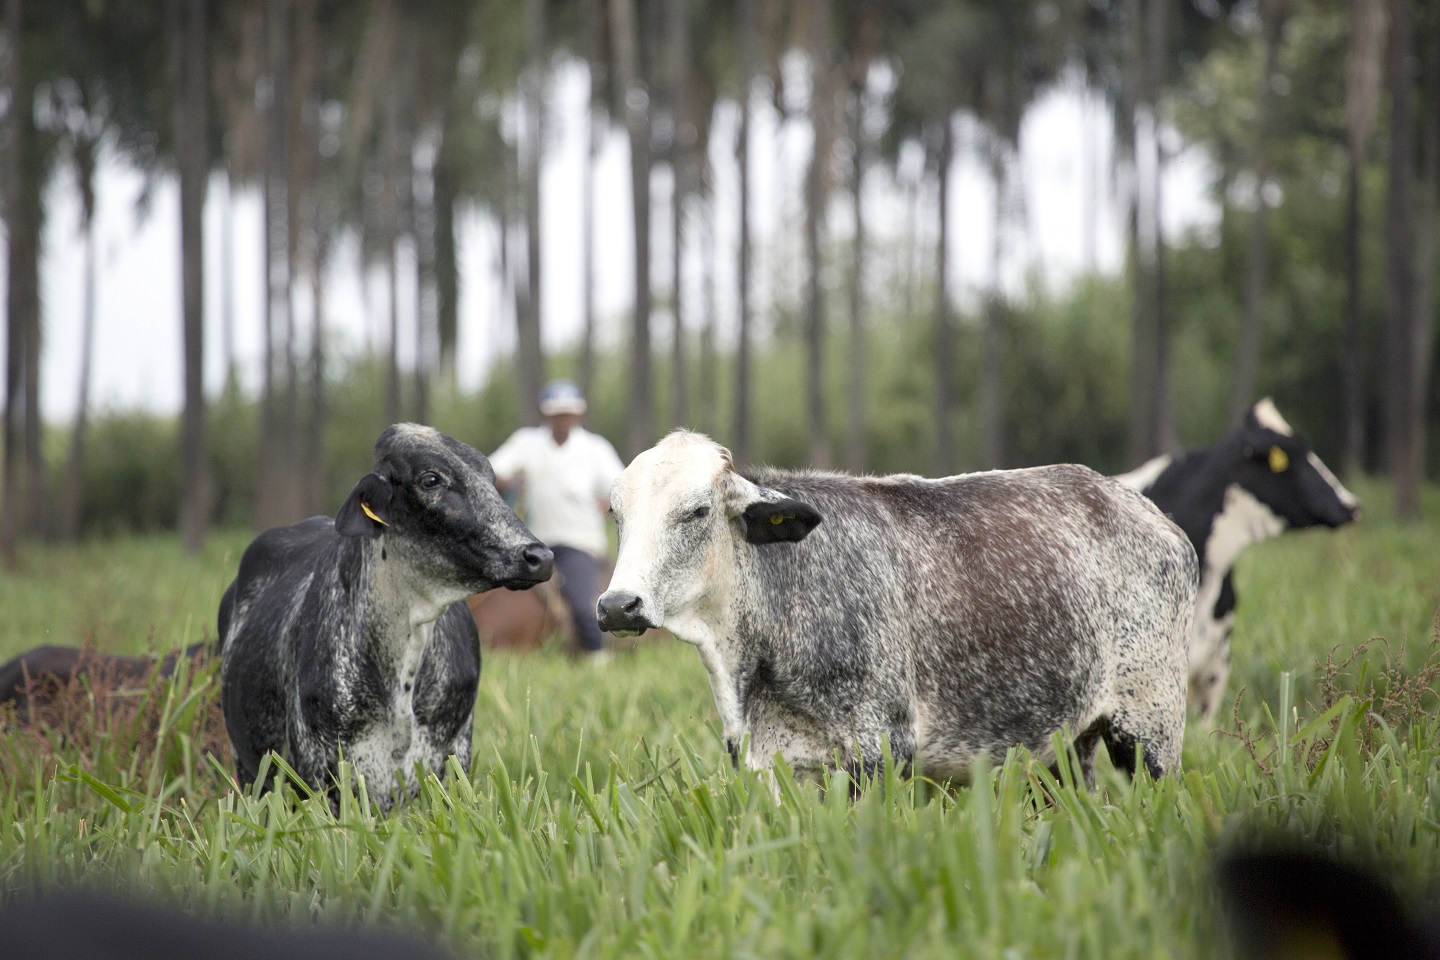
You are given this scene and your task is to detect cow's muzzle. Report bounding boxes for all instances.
[501,543,554,590]
[596,590,656,638]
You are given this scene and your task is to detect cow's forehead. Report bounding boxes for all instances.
[617,433,729,504]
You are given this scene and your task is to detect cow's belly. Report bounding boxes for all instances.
[913,697,1099,779]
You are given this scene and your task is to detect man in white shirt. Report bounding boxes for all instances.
[489,380,626,660]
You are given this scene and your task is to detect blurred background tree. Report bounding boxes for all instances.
[1,0,1437,556]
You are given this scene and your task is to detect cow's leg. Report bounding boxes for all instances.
[1058,717,1110,789]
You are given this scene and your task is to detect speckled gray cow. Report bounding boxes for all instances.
[219,424,554,811]
[597,432,1198,783]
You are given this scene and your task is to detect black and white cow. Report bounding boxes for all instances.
[597,431,1197,784]
[1114,398,1360,722]
[218,424,553,810]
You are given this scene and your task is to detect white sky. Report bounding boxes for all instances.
[4,61,1217,421]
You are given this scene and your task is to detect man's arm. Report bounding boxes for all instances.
[488,430,529,493]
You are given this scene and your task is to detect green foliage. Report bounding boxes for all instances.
[1,484,1438,957]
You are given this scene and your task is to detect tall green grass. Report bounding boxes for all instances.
[1,481,1438,958]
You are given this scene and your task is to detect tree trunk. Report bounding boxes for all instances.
[733,0,756,463]
[933,115,955,476]
[255,0,291,528]
[2,0,34,562]
[517,0,547,426]
[1342,145,1367,475]
[1405,3,1439,515]
[309,224,329,517]
[433,138,459,388]
[1148,0,1175,453]
[62,140,99,541]
[668,0,691,429]
[1384,0,1418,519]
[981,146,1005,471]
[579,0,603,399]
[1342,0,1387,476]
[374,0,401,428]
[16,6,40,540]
[845,86,867,473]
[612,0,652,458]
[221,173,238,391]
[281,0,311,521]
[413,118,434,425]
[1123,0,1156,464]
[698,185,719,435]
[175,0,211,552]
[804,0,833,469]
[1230,5,1286,426]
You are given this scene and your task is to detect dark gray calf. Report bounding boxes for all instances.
[598,432,1196,784]
[1114,398,1359,721]
[219,424,552,810]
[0,642,209,725]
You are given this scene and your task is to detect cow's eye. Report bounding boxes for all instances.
[418,471,444,490]
[687,505,711,521]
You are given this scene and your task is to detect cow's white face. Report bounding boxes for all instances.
[597,432,820,639]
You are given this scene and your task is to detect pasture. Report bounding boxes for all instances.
[2,478,1439,959]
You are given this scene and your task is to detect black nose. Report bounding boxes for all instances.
[522,544,554,578]
[596,591,651,634]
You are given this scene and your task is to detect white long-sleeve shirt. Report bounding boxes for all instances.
[489,426,625,558]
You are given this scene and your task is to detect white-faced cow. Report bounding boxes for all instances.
[1114,398,1359,722]
[218,424,553,811]
[597,431,1197,785]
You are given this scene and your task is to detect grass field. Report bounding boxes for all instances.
[2,478,1439,958]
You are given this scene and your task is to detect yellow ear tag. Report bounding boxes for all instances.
[1268,446,1289,473]
[770,515,784,525]
[361,502,389,527]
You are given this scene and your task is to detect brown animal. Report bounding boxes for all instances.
[466,580,573,652]
[0,642,211,725]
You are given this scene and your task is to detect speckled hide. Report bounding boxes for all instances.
[218,424,553,811]
[1114,399,1359,723]
[599,431,1197,784]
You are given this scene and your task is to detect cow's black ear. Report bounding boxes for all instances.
[336,472,394,538]
[741,498,822,544]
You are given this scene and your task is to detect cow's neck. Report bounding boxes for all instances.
[660,547,751,751]
[346,538,456,673]
[1202,483,1286,580]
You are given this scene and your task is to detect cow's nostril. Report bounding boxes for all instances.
[522,544,553,572]
[622,595,642,616]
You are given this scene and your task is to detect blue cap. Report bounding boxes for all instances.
[538,379,587,416]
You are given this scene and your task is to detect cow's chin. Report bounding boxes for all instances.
[609,627,647,638]
[497,571,549,591]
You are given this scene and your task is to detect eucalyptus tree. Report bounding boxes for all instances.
[733,0,758,462]
[57,81,106,540]
[888,0,982,475]
[1229,0,1294,426]
[171,0,211,551]
[1408,2,1440,518]
[4,0,160,551]
[3,0,43,561]
[839,0,883,473]
[1342,0,1386,475]
[610,0,655,458]
[578,0,606,397]
[804,0,837,468]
